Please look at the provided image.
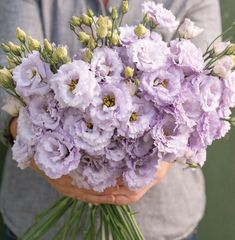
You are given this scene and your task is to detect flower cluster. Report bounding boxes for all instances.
[2,1,235,192]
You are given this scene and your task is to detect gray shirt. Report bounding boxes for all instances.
[0,0,221,239]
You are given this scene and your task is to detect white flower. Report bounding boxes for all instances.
[213,56,234,78]
[178,18,204,39]
[2,95,24,116]
[213,41,230,56]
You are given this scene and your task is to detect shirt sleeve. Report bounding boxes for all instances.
[0,0,44,145]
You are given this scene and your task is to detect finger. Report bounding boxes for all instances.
[112,186,141,197]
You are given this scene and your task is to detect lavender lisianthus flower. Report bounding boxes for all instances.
[12,136,34,169]
[90,83,132,130]
[13,51,52,98]
[50,60,100,110]
[91,47,123,83]
[27,94,63,130]
[140,66,183,106]
[35,131,81,179]
[63,110,113,156]
[151,114,190,162]
[170,39,204,74]
[142,2,179,31]
[70,154,122,192]
[221,71,235,108]
[123,153,160,189]
[213,56,233,78]
[128,38,169,72]
[118,96,155,138]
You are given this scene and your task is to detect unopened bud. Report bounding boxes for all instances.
[1,43,10,53]
[52,47,69,63]
[88,37,97,50]
[111,32,120,46]
[83,49,93,63]
[28,36,40,51]
[97,16,109,28]
[78,32,90,44]
[82,14,92,26]
[97,26,108,39]
[124,66,134,78]
[16,27,26,42]
[134,24,147,37]
[227,44,235,55]
[43,39,53,53]
[6,56,17,68]
[135,78,140,87]
[8,42,21,56]
[143,14,150,24]
[0,68,12,87]
[112,7,118,20]
[229,117,235,126]
[122,0,129,14]
[87,8,94,18]
[70,16,82,27]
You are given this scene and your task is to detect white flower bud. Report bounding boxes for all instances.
[212,41,230,56]
[16,27,26,42]
[28,36,40,51]
[213,56,234,78]
[2,95,23,117]
[178,18,204,39]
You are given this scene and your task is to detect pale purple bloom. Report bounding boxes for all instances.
[13,51,52,98]
[70,154,122,192]
[35,131,81,179]
[213,56,233,78]
[91,47,123,83]
[170,39,204,74]
[119,25,139,46]
[50,60,100,110]
[213,41,230,56]
[142,2,179,31]
[63,111,113,155]
[27,94,62,130]
[90,83,132,130]
[140,66,183,106]
[12,136,34,169]
[118,96,155,138]
[128,38,169,72]
[151,114,190,162]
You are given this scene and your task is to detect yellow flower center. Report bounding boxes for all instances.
[103,95,115,107]
[69,79,79,92]
[130,112,138,122]
[30,69,37,79]
[161,80,167,88]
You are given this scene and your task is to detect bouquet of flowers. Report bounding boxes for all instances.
[1,1,235,239]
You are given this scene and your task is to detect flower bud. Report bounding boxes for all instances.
[97,16,110,28]
[82,14,92,26]
[43,39,53,53]
[0,68,12,87]
[97,26,108,39]
[1,43,10,53]
[212,41,230,57]
[213,55,234,78]
[8,42,21,56]
[87,8,94,18]
[6,56,17,68]
[122,0,129,14]
[28,36,40,51]
[229,116,235,127]
[70,16,82,27]
[178,18,204,39]
[52,47,69,63]
[111,32,120,46]
[226,44,235,55]
[112,7,118,20]
[88,37,97,50]
[135,78,140,87]
[143,14,150,24]
[78,32,90,44]
[83,49,93,63]
[16,27,26,42]
[134,24,147,37]
[124,66,134,78]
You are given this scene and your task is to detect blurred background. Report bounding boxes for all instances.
[0,0,235,239]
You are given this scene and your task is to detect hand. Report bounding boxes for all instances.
[31,160,170,205]
[9,117,17,139]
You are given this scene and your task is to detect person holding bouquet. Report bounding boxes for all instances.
[0,0,221,239]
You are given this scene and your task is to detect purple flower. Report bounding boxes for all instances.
[27,94,63,130]
[50,60,100,110]
[123,154,160,189]
[213,56,233,78]
[128,38,169,72]
[90,83,132,130]
[12,136,34,169]
[70,154,122,192]
[140,66,183,106]
[13,51,52,98]
[170,39,204,74]
[142,2,179,31]
[91,47,123,83]
[63,110,113,155]
[118,96,155,138]
[180,147,206,167]
[151,114,190,162]
[35,131,81,179]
